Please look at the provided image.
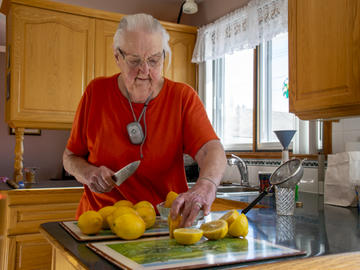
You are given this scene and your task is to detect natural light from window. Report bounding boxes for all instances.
[223,49,254,146]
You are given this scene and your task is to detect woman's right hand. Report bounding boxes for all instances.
[63,148,115,193]
[84,165,116,193]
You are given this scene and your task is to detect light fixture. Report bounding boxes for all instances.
[177,0,198,24]
[182,0,198,14]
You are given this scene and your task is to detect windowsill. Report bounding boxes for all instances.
[226,151,320,161]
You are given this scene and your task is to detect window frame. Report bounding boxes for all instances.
[202,47,332,160]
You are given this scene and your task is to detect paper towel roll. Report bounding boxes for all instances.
[345,142,360,152]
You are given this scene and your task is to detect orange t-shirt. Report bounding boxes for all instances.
[67,74,219,218]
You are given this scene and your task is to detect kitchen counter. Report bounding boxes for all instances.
[39,192,360,269]
[0,179,83,190]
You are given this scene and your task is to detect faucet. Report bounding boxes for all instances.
[227,154,249,186]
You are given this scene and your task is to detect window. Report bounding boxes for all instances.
[258,33,296,150]
[203,33,319,153]
[210,49,254,151]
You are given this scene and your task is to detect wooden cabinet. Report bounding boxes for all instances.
[288,0,360,120]
[0,188,83,270]
[165,28,197,89]
[5,4,95,129]
[95,19,120,78]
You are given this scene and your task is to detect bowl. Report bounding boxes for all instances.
[156,202,205,222]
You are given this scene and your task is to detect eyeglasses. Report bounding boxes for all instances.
[118,48,164,69]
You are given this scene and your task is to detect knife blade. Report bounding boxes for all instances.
[111,160,140,186]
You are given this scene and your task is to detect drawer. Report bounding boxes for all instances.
[7,203,79,235]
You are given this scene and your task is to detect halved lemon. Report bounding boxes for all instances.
[219,209,240,227]
[200,219,228,240]
[164,191,179,208]
[173,228,203,245]
[228,213,248,238]
[168,214,182,239]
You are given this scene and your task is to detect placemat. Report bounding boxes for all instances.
[88,236,305,270]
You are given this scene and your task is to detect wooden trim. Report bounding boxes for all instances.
[226,151,319,161]
[253,48,258,152]
[323,121,332,155]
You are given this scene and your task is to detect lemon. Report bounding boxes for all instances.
[112,212,146,240]
[164,191,178,208]
[77,211,103,235]
[98,206,117,229]
[136,206,156,229]
[173,228,203,245]
[108,206,138,233]
[134,200,154,210]
[200,219,228,240]
[113,200,133,208]
[219,209,240,227]
[168,214,182,239]
[228,213,248,238]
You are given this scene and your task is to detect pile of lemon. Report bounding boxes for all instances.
[164,191,249,245]
[170,209,248,245]
[77,200,156,240]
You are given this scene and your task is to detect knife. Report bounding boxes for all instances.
[111,160,141,186]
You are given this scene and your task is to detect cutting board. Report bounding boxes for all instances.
[61,217,169,241]
[88,236,305,269]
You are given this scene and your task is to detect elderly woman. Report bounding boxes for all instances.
[63,13,226,227]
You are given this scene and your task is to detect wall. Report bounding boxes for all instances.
[332,118,360,153]
[0,53,70,181]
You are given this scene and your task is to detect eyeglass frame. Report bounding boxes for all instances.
[117,48,165,69]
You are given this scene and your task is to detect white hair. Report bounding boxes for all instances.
[113,13,172,69]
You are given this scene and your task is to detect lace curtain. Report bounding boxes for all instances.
[192,0,288,63]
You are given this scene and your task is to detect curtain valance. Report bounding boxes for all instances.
[192,0,288,63]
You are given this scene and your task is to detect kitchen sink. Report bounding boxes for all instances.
[216,186,259,193]
[188,182,260,196]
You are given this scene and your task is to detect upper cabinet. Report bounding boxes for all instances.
[288,0,360,120]
[94,19,120,78]
[5,4,95,129]
[164,28,197,89]
[2,0,197,129]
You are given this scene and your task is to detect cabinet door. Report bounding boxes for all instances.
[7,5,95,129]
[164,30,197,90]
[95,19,120,77]
[289,0,360,120]
[7,233,52,270]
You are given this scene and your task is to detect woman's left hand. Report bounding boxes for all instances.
[170,180,216,227]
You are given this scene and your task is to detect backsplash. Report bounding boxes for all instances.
[222,159,323,194]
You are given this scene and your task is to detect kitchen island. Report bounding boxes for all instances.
[39,192,360,269]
